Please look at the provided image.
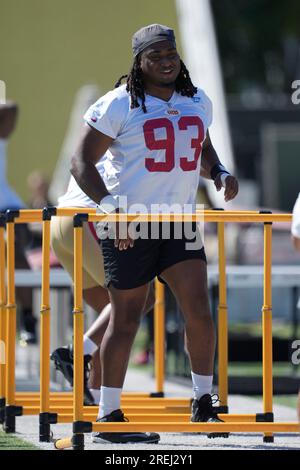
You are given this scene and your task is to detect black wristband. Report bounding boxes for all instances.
[210,163,230,181]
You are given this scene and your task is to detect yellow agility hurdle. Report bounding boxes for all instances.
[1,209,299,448]
[53,210,299,450]
[0,208,175,441]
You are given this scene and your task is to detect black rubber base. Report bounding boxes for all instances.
[3,405,23,433]
[39,413,57,442]
[263,436,274,443]
[0,398,5,424]
[39,423,52,442]
[72,434,84,450]
[150,392,165,398]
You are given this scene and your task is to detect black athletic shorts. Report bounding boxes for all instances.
[100,222,207,290]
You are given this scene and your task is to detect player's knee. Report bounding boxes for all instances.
[112,315,141,337]
[183,291,210,316]
[183,298,213,327]
[112,301,142,333]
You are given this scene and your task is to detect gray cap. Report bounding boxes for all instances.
[132,24,176,57]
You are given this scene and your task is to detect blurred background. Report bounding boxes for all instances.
[1,0,300,404]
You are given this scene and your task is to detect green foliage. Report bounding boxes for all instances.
[211,0,300,93]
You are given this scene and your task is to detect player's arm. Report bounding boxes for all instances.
[200,130,239,202]
[70,124,113,204]
[71,125,134,250]
[0,102,18,138]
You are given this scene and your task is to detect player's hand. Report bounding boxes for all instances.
[214,174,239,202]
[113,209,135,250]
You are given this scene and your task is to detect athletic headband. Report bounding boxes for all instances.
[132,23,176,57]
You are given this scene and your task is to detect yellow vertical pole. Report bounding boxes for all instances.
[39,208,57,442]
[262,221,273,441]
[154,278,165,396]
[40,216,51,414]
[51,215,88,451]
[0,215,6,423]
[4,212,22,433]
[5,220,16,407]
[73,217,84,423]
[217,222,228,410]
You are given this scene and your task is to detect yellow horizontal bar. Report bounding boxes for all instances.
[15,392,72,398]
[56,413,257,424]
[55,208,96,217]
[16,396,189,406]
[10,209,291,224]
[88,213,291,223]
[17,209,43,219]
[22,405,191,415]
[92,422,300,433]
[15,391,149,397]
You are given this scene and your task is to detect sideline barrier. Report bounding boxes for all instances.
[55,210,299,449]
[0,209,299,449]
[0,208,171,440]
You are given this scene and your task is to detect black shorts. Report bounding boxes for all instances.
[100,222,207,290]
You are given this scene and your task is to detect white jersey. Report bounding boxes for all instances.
[83,84,212,213]
[292,192,300,238]
[0,138,25,211]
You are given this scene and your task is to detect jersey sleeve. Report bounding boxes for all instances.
[202,91,213,128]
[83,90,128,139]
[292,193,300,238]
[194,88,213,128]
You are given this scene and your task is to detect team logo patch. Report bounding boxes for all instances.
[192,97,201,103]
[165,108,180,116]
[90,111,98,123]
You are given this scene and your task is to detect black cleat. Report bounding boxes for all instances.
[191,394,229,439]
[92,409,160,444]
[50,345,95,405]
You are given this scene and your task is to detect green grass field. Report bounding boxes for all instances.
[0,430,38,451]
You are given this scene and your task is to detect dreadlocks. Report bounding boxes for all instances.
[114,58,197,113]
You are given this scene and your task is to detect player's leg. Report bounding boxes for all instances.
[50,216,109,403]
[160,258,229,437]
[158,224,228,437]
[100,283,149,389]
[92,282,159,444]
[160,258,215,376]
[91,235,160,444]
[85,283,155,391]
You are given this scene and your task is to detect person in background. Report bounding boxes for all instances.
[27,170,51,249]
[0,101,37,343]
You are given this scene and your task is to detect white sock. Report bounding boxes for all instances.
[191,372,213,400]
[89,388,101,404]
[83,335,98,356]
[98,386,122,419]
